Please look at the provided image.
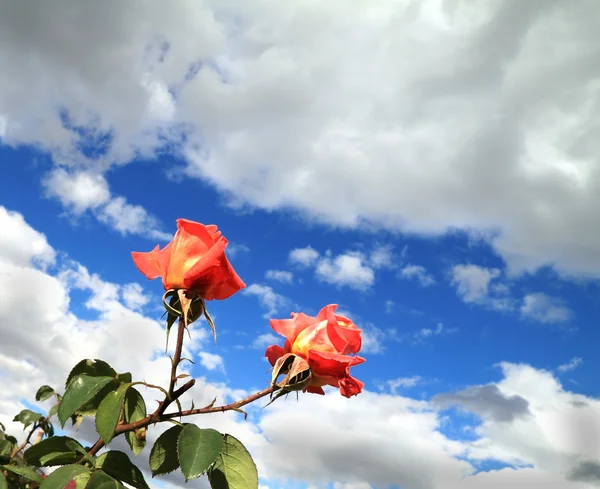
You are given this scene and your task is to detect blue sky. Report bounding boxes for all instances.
[2,144,594,400]
[0,2,599,489]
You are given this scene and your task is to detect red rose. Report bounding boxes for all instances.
[132,219,245,300]
[265,304,365,398]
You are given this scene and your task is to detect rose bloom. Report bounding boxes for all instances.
[265,304,365,398]
[132,219,245,300]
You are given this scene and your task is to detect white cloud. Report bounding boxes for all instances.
[97,196,171,240]
[0,210,597,489]
[120,283,150,311]
[0,207,55,268]
[258,361,600,489]
[368,244,395,269]
[557,357,583,374]
[520,293,573,324]
[265,270,293,284]
[385,300,394,314]
[451,265,501,303]
[227,243,250,257]
[242,284,291,318]
[451,265,513,311]
[412,323,457,344]
[43,168,170,240]
[43,168,110,213]
[0,206,260,489]
[289,247,320,267]
[251,332,281,350]
[198,352,225,373]
[359,324,389,355]
[315,252,375,290]
[400,264,436,287]
[0,2,599,280]
[387,376,423,394]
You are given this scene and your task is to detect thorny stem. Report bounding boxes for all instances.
[167,318,187,398]
[10,412,52,459]
[85,317,276,459]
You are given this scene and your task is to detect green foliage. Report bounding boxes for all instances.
[2,343,263,489]
[13,409,44,430]
[123,389,146,456]
[35,386,55,402]
[39,464,90,489]
[149,424,183,476]
[1,464,44,483]
[177,424,223,481]
[65,360,117,388]
[95,383,131,445]
[96,451,149,489]
[24,436,87,467]
[58,376,114,427]
[208,434,259,489]
[0,440,13,459]
[86,470,126,489]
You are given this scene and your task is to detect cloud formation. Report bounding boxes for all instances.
[1,1,599,279]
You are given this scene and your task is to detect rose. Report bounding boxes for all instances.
[131,219,245,300]
[265,304,365,398]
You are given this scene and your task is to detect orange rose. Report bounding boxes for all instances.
[265,304,365,398]
[132,219,245,300]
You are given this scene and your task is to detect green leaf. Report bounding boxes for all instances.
[2,464,44,483]
[123,388,147,456]
[86,470,126,489]
[24,436,85,467]
[149,425,183,476]
[0,440,13,457]
[13,409,44,429]
[96,451,149,489]
[0,471,6,489]
[4,436,16,445]
[116,373,132,385]
[73,471,92,489]
[208,434,258,489]
[177,425,223,481]
[48,404,59,418]
[43,420,55,437]
[39,464,90,489]
[65,359,116,388]
[58,375,113,427]
[64,439,96,467]
[95,383,131,445]
[36,385,55,402]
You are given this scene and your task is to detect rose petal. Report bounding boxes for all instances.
[292,319,341,357]
[182,236,227,289]
[177,219,217,248]
[164,227,212,288]
[132,245,170,281]
[307,350,365,378]
[304,385,325,395]
[199,247,247,300]
[265,344,286,366]
[270,312,316,344]
[333,315,362,355]
[339,376,364,398]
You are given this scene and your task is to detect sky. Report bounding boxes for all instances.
[0,0,600,488]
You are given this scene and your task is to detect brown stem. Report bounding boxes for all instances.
[87,384,276,458]
[87,319,190,457]
[167,319,187,398]
[85,320,276,459]
[162,385,275,418]
[10,422,39,458]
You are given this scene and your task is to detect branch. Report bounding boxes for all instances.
[162,385,276,419]
[87,319,191,457]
